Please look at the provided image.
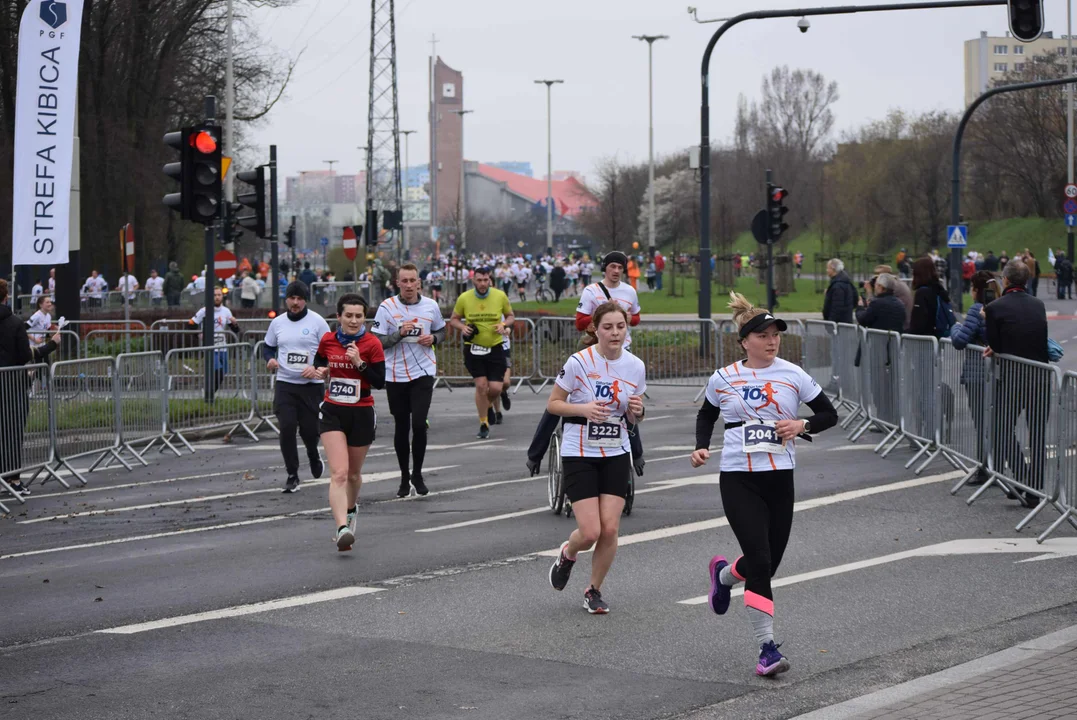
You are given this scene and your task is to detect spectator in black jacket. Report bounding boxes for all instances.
[1056,251,1074,300]
[0,279,34,498]
[983,251,1000,272]
[909,257,952,337]
[822,259,856,324]
[855,274,906,333]
[984,260,1049,506]
[549,261,567,302]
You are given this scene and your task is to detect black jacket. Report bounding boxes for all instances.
[549,266,566,291]
[856,292,906,333]
[985,286,1048,363]
[1058,258,1074,285]
[0,304,32,368]
[910,282,951,337]
[983,255,1000,272]
[823,271,857,324]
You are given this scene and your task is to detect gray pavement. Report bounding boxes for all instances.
[1,385,1075,720]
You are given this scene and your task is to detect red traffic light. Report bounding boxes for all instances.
[191,130,218,154]
[770,187,788,202]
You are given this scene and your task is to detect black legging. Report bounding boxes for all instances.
[274,382,322,477]
[720,470,795,610]
[527,409,643,465]
[385,376,435,479]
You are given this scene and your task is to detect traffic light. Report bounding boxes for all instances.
[383,209,403,231]
[188,125,222,225]
[162,128,192,218]
[366,209,379,244]
[284,223,296,248]
[235,166,267,238]
[1008,0,1044,43]
[225,204,244,245]
[767,183,790,242]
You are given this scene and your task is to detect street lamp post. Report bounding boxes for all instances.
[451,111,473,252]
[535,79,563,256]
[399,130,416,260]
[633,34,668,261]
[322,160,338,271]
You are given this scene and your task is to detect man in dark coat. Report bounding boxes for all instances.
[1056,251,1074,300]
[984,260,1049,505]
[549,261,567,302]
[0,278,33,497]
[822,258,857,324]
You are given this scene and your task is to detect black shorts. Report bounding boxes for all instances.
[562,453,631,503]
[463,344,508,382]
[319,403,377,447]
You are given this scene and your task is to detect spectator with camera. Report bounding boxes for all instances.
[855,273,906,333]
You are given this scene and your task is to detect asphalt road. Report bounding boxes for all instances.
[1,383,1075,720]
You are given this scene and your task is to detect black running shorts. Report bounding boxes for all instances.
[561,453,631,503]
[319,403,377,447]
[462,344,508,382]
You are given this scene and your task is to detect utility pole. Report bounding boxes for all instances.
[633,34,668,260]
[430,35,439,248]
[225,0,235,205]
[367,0,403,259]
[452,110,473,252]
[1069,0,1074,260]
[399,129,416,260]
[270,145,280,315]
[323,160,338,271]
[535,79,563,257]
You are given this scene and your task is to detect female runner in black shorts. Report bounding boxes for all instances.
[314,294,385,551]
[546,302,646,614]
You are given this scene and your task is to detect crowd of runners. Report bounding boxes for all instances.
[254,250,835,677]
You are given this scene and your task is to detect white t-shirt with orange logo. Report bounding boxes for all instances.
[555,346,647,459]
[703,357,821,473]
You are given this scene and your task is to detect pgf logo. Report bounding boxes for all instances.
[40,1,67,29]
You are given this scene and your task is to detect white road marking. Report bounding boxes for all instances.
[677,537,1077,605]
[415,506,551,532]
[1,475,539,561]
[27,466,288,500]
[1063,340,1069,345]
[96,586,384,635]
[533,470,965,557]
[17,466,459,525]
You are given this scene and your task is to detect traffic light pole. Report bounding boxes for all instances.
[950,74,1077,311]
[204,96,217,402]
[765,169,776,313]
[697,0,1008,321]
[270,145,280,315]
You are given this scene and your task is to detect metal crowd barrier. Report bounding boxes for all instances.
[973,354,1064,534]
[46,358,128,484]
[803,320,838,399]
[0,364,59,511]
[435,318,538,393]
[1039,372,1077,541]
[632,319,718,388]
[939,339,992,489]
[114,351,178,461]
[848,329,902,447]
[163,343,257,450]
[251,341,280,435]
[835,323,865,425]
[896,334,958,474]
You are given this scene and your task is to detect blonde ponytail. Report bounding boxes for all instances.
[728,291,767,332]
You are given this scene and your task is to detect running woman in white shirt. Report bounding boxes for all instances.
[546,302,646,614]
[372,264,446,498]
[527,252,645,476]
[691,292,837,677]
[264,281,330,494]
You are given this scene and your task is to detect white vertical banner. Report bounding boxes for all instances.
[12,0,85,266]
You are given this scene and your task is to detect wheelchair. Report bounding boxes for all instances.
[546,426,635,517]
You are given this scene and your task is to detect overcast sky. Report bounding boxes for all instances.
[248,0,1071,183]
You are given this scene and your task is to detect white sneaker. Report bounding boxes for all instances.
[346,507,358,535]
[335,526,355,551]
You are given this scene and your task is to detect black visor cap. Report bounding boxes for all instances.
[738,313,788,339]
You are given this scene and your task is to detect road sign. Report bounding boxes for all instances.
[342,227,358,260]
[1066,183,1077,199]
[320,236,329,248]
[1065,199,1077,215]
[751,209,770,244]
[1067,214,1077,228]
[120,223,135,274]
[946,224,968,248]
[214,250,237,279]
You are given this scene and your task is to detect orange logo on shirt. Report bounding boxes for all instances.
[755,382,782,413]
